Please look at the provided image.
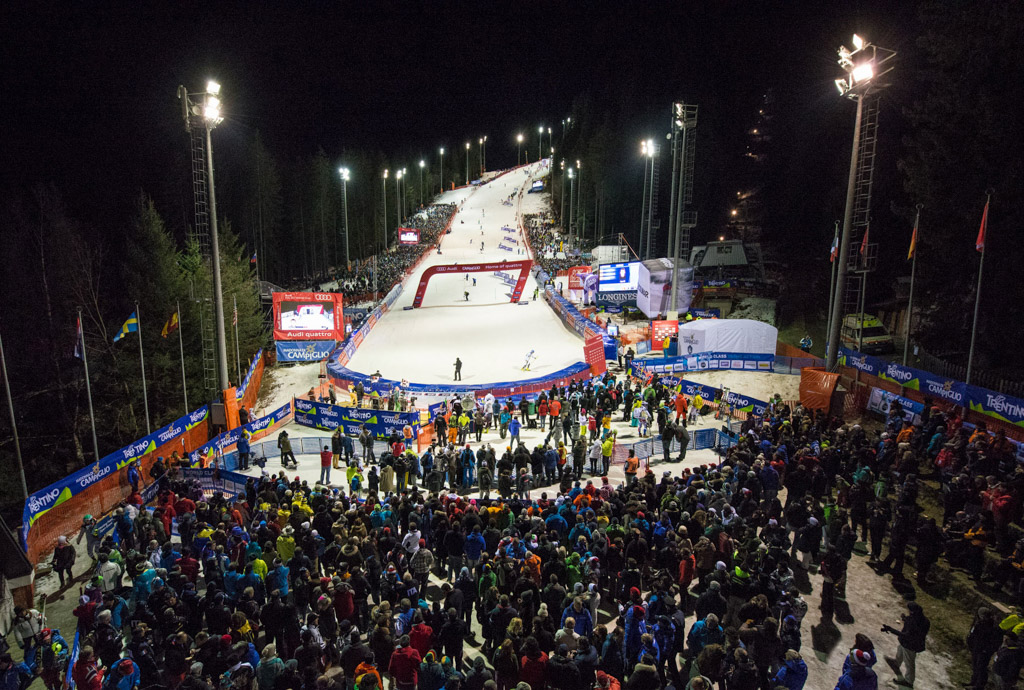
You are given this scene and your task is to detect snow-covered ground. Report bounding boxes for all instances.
[344,163,587,385]
[683,368,801,401]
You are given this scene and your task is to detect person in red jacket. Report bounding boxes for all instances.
[549,398,562,419]
[519,636,549,690]
[71,647,104,690]
[409,613,434,659]
[537,399,550,431]
[320,445,333,486]
[388,635,422,690]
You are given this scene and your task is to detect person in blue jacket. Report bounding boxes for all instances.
[772,649,808,690]
[107,658,141,690]
[834,649,877,689]
[463,526,486,571]
[508,417,522,447]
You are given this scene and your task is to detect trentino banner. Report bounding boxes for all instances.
[294,399,421,439]
[23,406,209,530]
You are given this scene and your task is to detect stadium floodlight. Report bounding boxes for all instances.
[852,33,864,51]
[517,133,524,165]
[852,63,874,83]
[206,80,221,95]
[338,167,350,181]
[339,168,351,264]
[203,96,221,122]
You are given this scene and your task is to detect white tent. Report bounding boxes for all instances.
[677,318,777,355]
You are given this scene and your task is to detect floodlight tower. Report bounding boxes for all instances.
[666,102,698,319]
[338,167,351,265]
[825,34,896,370]
[178,80,229,396]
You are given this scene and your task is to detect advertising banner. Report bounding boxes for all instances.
[23,405,210,532]
[235,349,263,401]
[866,387,924,425]
[272,292,345,341]
[633,352,774,375]
[398,227,420,245]
[294,399,421,439]
[598,261,641,292]
[636,258,694,318]
[723,390,769,416]
[276,340,337,362]
[595,290,637,312]
[567,265,591,291]
[651,320,679,351]
[187,401,292,467]
[585,333,607,375]
[688,308,721,319]
[966,386,1024,428]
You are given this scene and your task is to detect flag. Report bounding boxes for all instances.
[113,311,139,343]
[161,311,179,338]
[74,317,84,359]
[907,221,918,260]
[976,199,989,252]
[250,252,257,264]
[829,231,839,263]
[859,226,869,256]
[232,304,238,326]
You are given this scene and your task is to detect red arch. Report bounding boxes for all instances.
[412,260,533,308]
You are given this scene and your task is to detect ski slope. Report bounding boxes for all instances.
[344,163,586,385]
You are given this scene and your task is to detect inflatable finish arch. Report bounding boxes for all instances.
[411,260,533,308]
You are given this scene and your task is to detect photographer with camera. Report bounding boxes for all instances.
[881,601,930,688]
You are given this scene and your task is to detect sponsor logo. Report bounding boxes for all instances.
[28,487,61,516]
[75,463,112,489]
[320,407,339,418]
[848,355,872,372]
[986,394,1024,418]
[313,294,332,301]
[924,379,963,402]
[296,399,314,412]
[249,417,271,431]
[189,408,208,425]
[637,285,650,299]
[157,424,183,443]
[885,363,913,382]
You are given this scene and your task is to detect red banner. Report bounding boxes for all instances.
[272,292,345,341]
[567,265,590,291]
[585,333,607,375]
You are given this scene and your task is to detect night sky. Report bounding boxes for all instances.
[2,1,915,235]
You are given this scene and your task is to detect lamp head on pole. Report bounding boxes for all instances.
[517,133,523,143]
[338,167,350,181]
[384,169,389,179]
[419,160,425,168]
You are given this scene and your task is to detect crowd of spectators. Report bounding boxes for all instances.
[8,369,1024,690]
[275,204,458,301]
[522,213,584,278]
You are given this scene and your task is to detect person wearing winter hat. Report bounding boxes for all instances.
[834,648,877,689]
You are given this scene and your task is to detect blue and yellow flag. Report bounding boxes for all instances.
[113,311,139,343]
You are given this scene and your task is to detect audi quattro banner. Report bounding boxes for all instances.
[272,292,345,341]
[294,399,421,439]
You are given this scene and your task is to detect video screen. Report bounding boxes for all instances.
[279,301,335,331]
[598,261,640,292]
[398,228,420,245]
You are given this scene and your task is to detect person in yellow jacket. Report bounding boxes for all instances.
[276,526,296,562]
[690,393,704,424]
[601,433,616,476]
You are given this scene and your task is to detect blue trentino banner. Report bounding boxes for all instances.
[276,340,337,362]
[188,401,292,466]
[294,399,420,439]
[23,405,210,542]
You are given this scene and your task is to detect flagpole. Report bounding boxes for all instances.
[78,307,101,466]
[826,221,839,351]
[903,204,922,365]
[966,191,992,385]
[176,301,189,413]
[0,329,28,501]
[233,294,241,386]
[136,301,151,434]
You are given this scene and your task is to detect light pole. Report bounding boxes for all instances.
[568,167,575,242]
[576,159,584,245]
[465,142,470,184]
[338,167,350,266]
[640,140,652,259]
[538,126,544,160]
[396,169,404,227]
[517,133,524,165]
[483,135,487,170]
[419,160,425,206]
[560,160,566,230]
[439,148,444,193]
[180,80,230,392]
[478,138,484,175]
[643,142,656,259]
[547,128,551,159]
[382,169,388,251]
[825,34,896,370]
